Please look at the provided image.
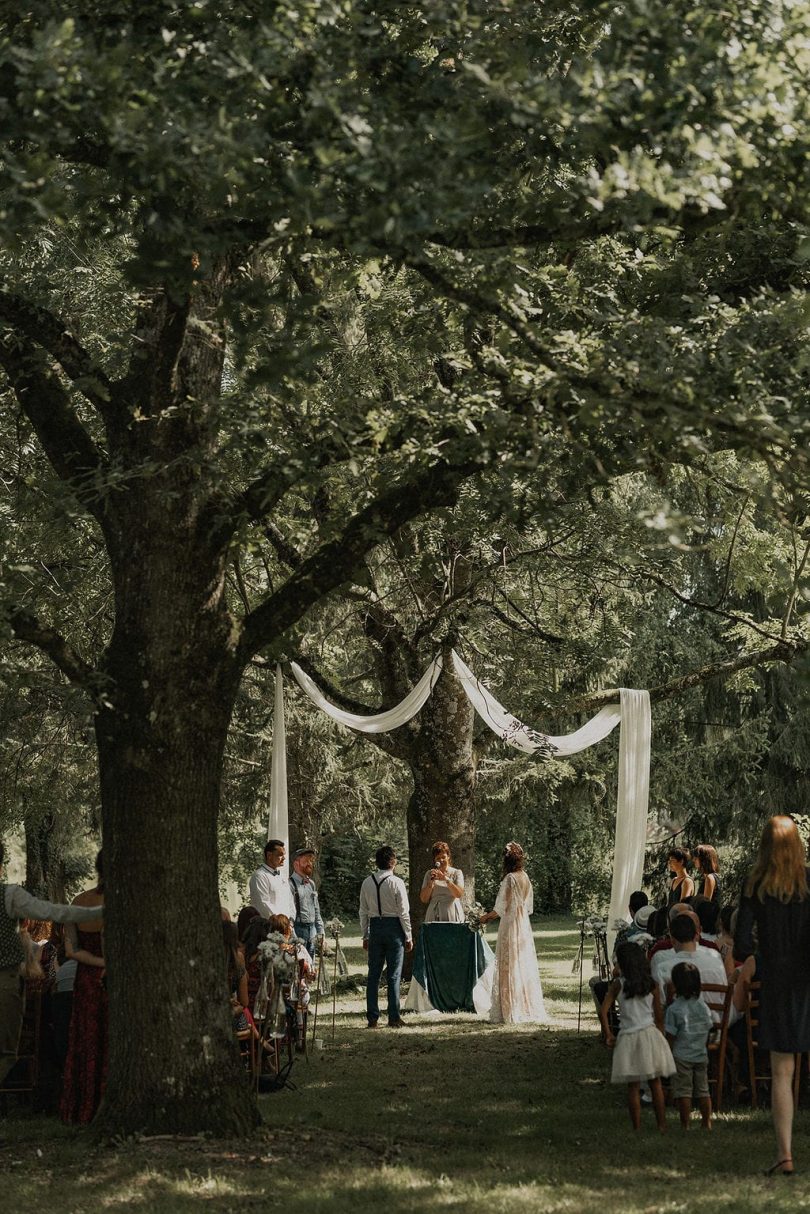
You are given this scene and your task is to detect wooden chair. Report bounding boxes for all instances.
[745,980,801,1109]
[0,989,42,1102]
[702,982,733,1113]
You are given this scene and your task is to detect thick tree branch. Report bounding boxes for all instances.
[0,334,110,525]
[562,639,806,715]
[238,458,480,660]
[0,288,114,417]
[7,607,97,689]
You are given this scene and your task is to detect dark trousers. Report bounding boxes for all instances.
[367,918,405,1025]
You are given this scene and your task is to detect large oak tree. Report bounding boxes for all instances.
[0,2,807,1134]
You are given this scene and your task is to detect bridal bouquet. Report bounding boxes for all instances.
[464,901,487,934]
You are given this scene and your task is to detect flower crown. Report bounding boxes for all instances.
[504,841,525,858]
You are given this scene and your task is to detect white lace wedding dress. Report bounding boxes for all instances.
[489,870,548,1024]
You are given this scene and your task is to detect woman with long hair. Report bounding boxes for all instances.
[693,845,722,903]
[666,848,694,907]
[60,850,106,1124]
[480,842,547,1024]
[734,815,810,1176]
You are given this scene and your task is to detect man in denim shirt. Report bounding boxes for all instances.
[290,848,324,960]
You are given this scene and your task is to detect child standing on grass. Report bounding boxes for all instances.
[600,942,676,1132]
[664,961,714,1131]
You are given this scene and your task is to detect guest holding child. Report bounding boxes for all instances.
[664,961,714,1131]
[600,942,676,1132]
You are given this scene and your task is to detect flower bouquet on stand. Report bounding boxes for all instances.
[254,932,297,1088]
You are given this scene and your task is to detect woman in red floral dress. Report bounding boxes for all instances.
[60,852,106,1124]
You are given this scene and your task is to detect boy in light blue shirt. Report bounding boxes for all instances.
[664,961,715,1130]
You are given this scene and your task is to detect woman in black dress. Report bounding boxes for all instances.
[735,815,810,1176]
[666,848,694,907]
[693,844,722,903]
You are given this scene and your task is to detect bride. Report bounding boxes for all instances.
[481,842,547,1024]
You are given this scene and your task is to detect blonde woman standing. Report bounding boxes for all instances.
[735,816,810,1176]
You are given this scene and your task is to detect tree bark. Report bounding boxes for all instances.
[405,656,477,934]
[92,514,259,1136]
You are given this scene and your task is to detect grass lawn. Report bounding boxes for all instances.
[1,916,805,1212]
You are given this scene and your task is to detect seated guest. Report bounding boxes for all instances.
[716,905,736,965]
[223,920,250,1031]
[651,914,728,1020]
[243,917,272,1013]
[649,902,721,961]
[237,905,259,944]
[613,892,650,952]
[695,899,735,978]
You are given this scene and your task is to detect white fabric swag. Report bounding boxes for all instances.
[272,652,651,938]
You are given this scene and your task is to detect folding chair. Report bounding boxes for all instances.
[702,982,732,1113]
[745,980,801,1109]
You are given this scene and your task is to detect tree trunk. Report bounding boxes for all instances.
[406,657,477,936]
[24,812,65,903]
[92,513,259,1137]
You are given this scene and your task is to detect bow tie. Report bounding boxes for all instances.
[268,868,280,876]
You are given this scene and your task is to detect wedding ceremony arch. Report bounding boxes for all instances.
[264,651,651,935]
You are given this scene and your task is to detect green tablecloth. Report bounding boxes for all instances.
[412,923,494,1013]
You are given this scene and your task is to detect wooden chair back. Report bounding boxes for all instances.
[745,980,801,1109]
[702,982,732,1113]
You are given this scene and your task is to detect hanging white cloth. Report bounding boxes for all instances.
[290,654,443,733]
[450,650,622,756]
[608,688,651,944]
[267,664,289,853]
[449,651,650,946]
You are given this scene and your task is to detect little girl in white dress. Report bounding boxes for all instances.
[600,942,676,1131]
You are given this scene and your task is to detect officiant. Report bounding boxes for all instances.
[420,841,465,923]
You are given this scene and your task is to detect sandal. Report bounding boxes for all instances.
[763,1159,794,1176]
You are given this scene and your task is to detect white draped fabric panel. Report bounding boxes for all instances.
[290,655,444,732]
[267,664,289,853]
[272,652,651,939]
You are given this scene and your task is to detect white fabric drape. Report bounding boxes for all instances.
[290,655,443,733]
[450,650,622,756]
[267,664,289,852]
[608,689,651,944]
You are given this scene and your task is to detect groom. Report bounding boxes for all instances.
[359,845,412,1028]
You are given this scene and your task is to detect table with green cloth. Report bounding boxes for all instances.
[405,923,495,1014]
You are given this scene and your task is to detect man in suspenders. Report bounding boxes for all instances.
[359,846,412,1028]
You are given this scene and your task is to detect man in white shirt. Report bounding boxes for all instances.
[248,839,296,921]
[359,845,412,1028]
[652,913,730,1022]
[0,841,105,1086]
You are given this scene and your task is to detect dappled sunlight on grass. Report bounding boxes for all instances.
[3,914,809,1213]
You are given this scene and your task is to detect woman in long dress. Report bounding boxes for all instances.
[481,842,547,1024]
[419,840,465,923]
[734,815,810,1176]
[60,851,106,1124]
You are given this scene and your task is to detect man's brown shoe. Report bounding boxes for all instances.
[388,1019,405,1028]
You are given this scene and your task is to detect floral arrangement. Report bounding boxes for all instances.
[464,901,487,933]
[325,917,344,938]
[576,916,607,937]
[257,932,296,981]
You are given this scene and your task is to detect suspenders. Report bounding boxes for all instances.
[371,873,389,917]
